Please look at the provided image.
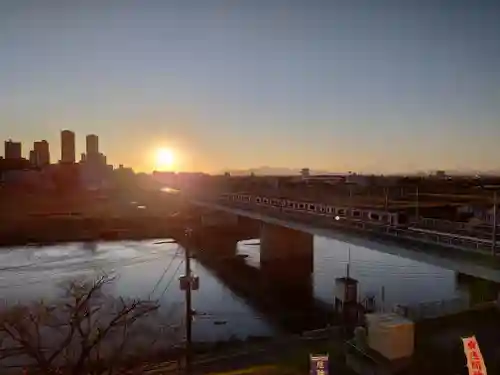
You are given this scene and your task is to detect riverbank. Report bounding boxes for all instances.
[143,333,348,375]
[0,215,192,247]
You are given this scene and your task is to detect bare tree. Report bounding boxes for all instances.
[0,275,175,375]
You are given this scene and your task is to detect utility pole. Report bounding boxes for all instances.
[384,187,389,212]
[415,186,420,224]
[346,246,351,279]
[493,191,497,256]
[183,228,194,375]
[348,185,353,221]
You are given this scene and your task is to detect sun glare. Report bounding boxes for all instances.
[155,148,175,170]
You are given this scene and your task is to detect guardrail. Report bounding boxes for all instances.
[393,296,500,322]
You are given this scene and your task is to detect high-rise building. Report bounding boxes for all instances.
[4,140,22,160]
[34,140,50,166]
[61,130,76,163]
[86,134,99,156]
[29,150,38,166]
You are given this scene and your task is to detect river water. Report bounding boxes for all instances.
[0,235,487,343]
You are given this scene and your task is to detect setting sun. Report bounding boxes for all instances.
[155,148,175,170]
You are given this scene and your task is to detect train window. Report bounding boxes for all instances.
[338,209,345,215]
[263,198,269,204]
[353,211,361,217]
[256,197,262,203]
[326,207,333,214]
[298,203,305,210]
[371,213,380,221]
[319,205,325,213]
[287,201,294,208]
[309,204,315,211]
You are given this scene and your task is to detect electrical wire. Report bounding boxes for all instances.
[148,246,181,299]
[158,258,185,300]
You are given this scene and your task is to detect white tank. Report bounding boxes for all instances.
[365,313,414,361]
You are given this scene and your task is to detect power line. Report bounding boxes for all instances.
[158,258,185,300]
[148,246,181,299]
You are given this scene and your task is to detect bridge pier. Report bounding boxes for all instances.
[260,223,314,268]
[201,211,240,228]
[260,223,314,304]
[194,211,258,257]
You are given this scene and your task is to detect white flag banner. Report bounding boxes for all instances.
[462,336,487,375]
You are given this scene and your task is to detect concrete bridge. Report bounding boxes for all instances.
[184,197,500,283]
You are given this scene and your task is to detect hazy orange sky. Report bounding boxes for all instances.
[1,1,499,174]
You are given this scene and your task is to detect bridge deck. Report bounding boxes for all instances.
[192,199,500,283]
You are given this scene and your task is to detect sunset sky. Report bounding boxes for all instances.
[1,1,499,174]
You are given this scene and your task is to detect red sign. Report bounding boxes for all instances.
[462,336,487,375]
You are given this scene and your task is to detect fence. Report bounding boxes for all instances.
[393,296,471,321]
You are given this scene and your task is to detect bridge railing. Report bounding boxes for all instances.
[417,217,498,241]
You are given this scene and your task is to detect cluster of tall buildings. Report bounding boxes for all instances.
[2,130,107,168]
[1,130,113,190]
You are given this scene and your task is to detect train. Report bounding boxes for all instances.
[219,193,409,227]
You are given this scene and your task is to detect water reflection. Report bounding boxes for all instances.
[238,236,464,312]
[0,235,497,343]
[0,240,275,342]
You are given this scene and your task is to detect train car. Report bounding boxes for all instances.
[222,192,405,227]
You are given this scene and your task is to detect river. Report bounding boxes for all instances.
[0,234,490,343]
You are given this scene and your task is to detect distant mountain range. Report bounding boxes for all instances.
[219,166,500,177]
[220,167,340,176]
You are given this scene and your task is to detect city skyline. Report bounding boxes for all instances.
[2,130,108,167]
[1,1,499,174]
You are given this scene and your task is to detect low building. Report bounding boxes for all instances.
[301,168,310,179]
